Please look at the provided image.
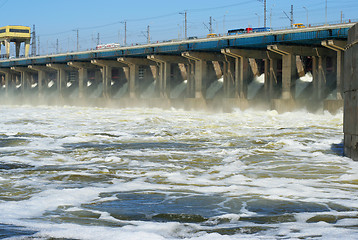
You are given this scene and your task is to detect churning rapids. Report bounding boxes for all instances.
[0,105,357,240]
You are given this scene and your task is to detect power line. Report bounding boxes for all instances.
[189,1,253,12]
[0,0,9,9]
[38,1,254,37]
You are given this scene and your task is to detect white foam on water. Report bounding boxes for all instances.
[300,72,313,82]
[0,106,357,239]
[255,73,265,84]
[48,80,54,88]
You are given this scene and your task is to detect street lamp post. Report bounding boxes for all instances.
[303,7,308,26]
[72,29,79,52]
[257,0,267,28]
[179,11,187,39]
[325,0,327,25]
[255,13,260,27]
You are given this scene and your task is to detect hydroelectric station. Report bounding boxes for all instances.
[0,23,353,113]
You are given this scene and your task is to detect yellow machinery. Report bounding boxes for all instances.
[0,25,31,58]
[207,33,218,38]
[293,23,305,28]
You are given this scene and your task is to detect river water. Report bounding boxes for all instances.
[0,105,357,240]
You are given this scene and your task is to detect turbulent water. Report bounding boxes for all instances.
[0,105,357,240]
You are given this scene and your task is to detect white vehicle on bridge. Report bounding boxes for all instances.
[96,43,120,50]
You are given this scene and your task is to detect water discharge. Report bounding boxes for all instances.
[0,105,357,239]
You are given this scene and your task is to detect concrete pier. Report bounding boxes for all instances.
[11,67,35,98]
[267,45,303,112]
[147,55,188,108]
[221,49,253,111]
[181,52,223,109]
[117,58,151,99]
[344,23,358,160]
[0,69,13,98]
[321,40,346,113]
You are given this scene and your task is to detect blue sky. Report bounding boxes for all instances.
[1,0,357,55]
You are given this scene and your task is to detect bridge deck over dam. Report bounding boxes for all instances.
[0,22,355,112]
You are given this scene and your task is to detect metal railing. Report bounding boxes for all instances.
[1,20,357,60]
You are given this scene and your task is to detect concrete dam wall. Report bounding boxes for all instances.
[344,23,358,160]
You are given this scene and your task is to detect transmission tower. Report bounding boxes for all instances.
[31,25,36,56]
[264,0,267,28]
[37,36,40,56]
[147,25,150,44]
[209,16,213,34]
[291,5,294,27]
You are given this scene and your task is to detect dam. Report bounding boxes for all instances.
[0,21,358,239]
[0,23,354,113]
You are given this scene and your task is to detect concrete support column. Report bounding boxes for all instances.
[159,62,170,98]
[268,57,278,98]
[267,45,307,112]
[37,71,44,96]
[95,71,102,84]
[312,49,328,102]
[223,60,235,98]
[264,59,270,100]
[25,39,30,58]
[129,64,139,98]
[267,44,329,102]
[178,63,187,81]
[281,54,296,99]
[46,64,73,99]
[91,60,126,99]
[181,52,225,109]
[147,55,188,99]
[11,67,36,97]
[118,57,156,99]
[317,55,327,100]
[222,49,268,100]
[21,72,29,94]
[322,40,346,100]
[5,39,10,58]
[296,56,306,77]
[182,52,224,100]
[248,58,260,77]
[67,62,96,99]
[222,48,273,110]
[28,65,53,98]
[312,56,318,96]
[336,50,344,100]
[3,72,9,96]
[235,56,250,99]
[57,68,66,97]
[312,45,341,112]
[103,66,112,98]
[78,68,87,98]
[194,59,207,98]
[0,69,13,97]
[182,54,206,99]
[15,42,21,58]
[185,62,194,98]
